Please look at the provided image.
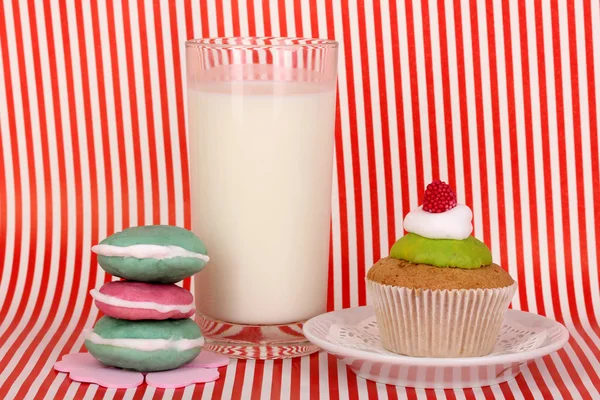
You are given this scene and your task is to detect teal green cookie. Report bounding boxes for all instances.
[94,225,209,283]
[390,233,492,269]
[85,316,203,372]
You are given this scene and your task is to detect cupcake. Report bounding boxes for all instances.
[367,180,517,357]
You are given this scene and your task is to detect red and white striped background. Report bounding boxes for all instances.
[1,0,599,398]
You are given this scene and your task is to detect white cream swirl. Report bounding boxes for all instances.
[403,204,473,240]
[92,244,210,262]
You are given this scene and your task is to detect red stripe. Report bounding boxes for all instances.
[326,355,339,400]
[420,0,440,180]
[388,0,411,220]
[549,0,600,390]
[499,0,529,316]
[451,0,474,211]
[278,0,287,36]
[1,0,62,393]
[583,0,600,333]
[121,0,146,225]
[339,0,366,307]
[246,0,256,36]
[250,361,265,400]
[0,0,38,353]
[517,0,545,318]
[40,0,103,396]
[136,0,161,224]
[230,359,248,400]
[0,0,23,331]
[484,0,510,286]
[270,360,283,400]
[152,1,177,226]
[231,0,241,35]
[356,0,382,272]
[467,0,492,244]
[370,0,396,250]
[105,0,130,230]
[309,353,320,399]
[435,0,457,190]
[169,1,192,291]
[403,0,426,200]
[215,0,225,36]
[565,0,600,336]
[262,0,272,36]
[290,358,301,400]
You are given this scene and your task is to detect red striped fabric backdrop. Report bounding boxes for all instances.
[1,0,599,398]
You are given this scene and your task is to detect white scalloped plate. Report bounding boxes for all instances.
[303,306,569,389]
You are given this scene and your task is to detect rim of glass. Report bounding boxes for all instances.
[185,36,338,49]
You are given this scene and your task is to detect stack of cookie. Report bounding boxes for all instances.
[85,225,210,372]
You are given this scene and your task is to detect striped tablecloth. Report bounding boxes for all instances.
[1,0,600,398]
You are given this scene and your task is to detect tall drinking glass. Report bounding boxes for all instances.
[186,37,338,359]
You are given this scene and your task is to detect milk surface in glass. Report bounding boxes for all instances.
[189,68,336,325]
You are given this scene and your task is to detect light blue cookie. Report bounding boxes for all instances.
[93,225,209,283]
[85,316,203,372]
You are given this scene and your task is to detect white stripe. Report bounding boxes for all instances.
[284,0,295,35]
[260,360,274,399]
[280,358,293,399]
[220,358,237,400]
[237,0,249,36]
[239,360,255,400]
[299,356,310,400]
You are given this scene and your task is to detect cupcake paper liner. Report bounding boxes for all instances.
[366,280,518,358]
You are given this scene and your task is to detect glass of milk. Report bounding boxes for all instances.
[186,37,338,359]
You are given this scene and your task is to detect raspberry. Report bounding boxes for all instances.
[422,180,457,213]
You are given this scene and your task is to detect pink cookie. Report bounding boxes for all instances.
[91,281,195,320]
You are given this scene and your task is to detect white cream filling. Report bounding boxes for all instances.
[86,332,204,351]
[90,289,195,314]
[91,244,210,262]
[403,204,473,240]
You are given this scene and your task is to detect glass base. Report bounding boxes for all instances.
[196,313,320,359]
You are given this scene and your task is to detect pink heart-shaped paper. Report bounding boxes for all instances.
[186,351,230,368]
[146,367,220,389]
[54,352,103,372]
[68,366,144,388]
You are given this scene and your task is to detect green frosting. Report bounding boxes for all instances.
[97,225,208,283]
[85,317,202,372]
[390,233,492,269]
[91,316,202,340]
[100,225,207,254]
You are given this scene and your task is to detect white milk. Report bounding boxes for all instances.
[189,80,336,325]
